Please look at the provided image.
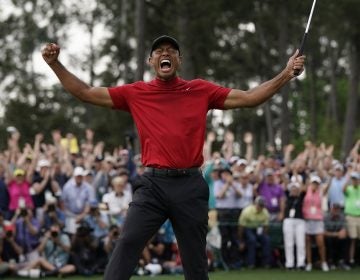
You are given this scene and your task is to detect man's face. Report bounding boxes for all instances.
[255,204,264,213]
[15,174,25,183]
[240,174,249,184]
[352,178,359,186]
[148,42,181,80]
[334,169,343,178]
[331,206,341,216]
[114,182,125,192]
[266,174,274,184]
[75,175,83,185]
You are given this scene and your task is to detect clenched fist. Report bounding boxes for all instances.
[286,49,306,77]
[41,43,60,65]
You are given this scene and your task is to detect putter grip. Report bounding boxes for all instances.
[294,32,308,76]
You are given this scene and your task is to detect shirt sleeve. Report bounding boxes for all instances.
[196,79,231,110]
[108,85,131,111]
[61,234,71,247]
[239,207,248,226]
[263,209,270,226]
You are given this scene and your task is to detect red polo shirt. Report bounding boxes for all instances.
[108,77,231,168]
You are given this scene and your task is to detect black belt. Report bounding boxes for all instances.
[144,167,201,177]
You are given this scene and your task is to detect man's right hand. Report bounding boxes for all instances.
[42,43,60,65]
[40,43,113,108]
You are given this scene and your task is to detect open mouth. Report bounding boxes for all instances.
[160,59,171,71]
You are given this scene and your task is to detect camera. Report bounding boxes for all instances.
[76,221,93,237]
[20,209,28,217]
[90,207,98,215]
[50,231,58,238]
[47,204,56,212]
[6,230,13,238]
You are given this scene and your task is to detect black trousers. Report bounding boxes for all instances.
[325,236,348,264]
[217,208,241,266]
[103,172,209,280]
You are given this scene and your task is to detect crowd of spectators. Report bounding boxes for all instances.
[0,127,359,278]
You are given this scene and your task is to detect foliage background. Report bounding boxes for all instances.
[0,0,359,159]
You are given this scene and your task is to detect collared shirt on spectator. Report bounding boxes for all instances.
[61,178,95,215]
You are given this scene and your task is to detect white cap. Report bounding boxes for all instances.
[45,191,57,203]
[236,159,248,166]
[310,175,321,184]
[37,159,50,169]
[73,166,85,177]
[350,172,360,180]
[245,166,254,174]
[229,156,240,165]
[288,182,300,190]
[83,169,93,176]
[105,156,116,164]
[334,164,344,171]
[290,175,303,184]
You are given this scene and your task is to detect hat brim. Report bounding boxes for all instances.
[150,35,180,55]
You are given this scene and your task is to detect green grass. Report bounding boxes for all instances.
[4,269,360,280]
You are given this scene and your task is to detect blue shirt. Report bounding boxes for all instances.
[157,220,175,243]
[61,178,95,215]
[83,212,109,238]
[15,217,40,254]
[214,180,241,209]
[328,176,346,207]
[42,209,66,230]
[44,233,71,267]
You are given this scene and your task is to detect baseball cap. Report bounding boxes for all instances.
[13,168,25,177]
[89,200,99,208]
[236,159,248,166]
[105,156,116,164]
[288,182,300,190]
[254,196,266,207]
[83,169,93,176]
[350,172,360,180]
[150,35,180,55]
[310,175,321,184]
[95,155,104,162]
[73,166,84,177]
[264,168,274,176]
[220,168,232,175]
[245,166,254,174]
[37,159,50,169]
[334,164,344,171]
[229,156,239,166]
[332,203,342,209]
[4,222,15,233]
[119,149,129,156]
[290,174,303,184]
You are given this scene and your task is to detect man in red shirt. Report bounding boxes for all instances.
[42,35,305,280]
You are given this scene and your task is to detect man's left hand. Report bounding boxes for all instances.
[287,50,306,77]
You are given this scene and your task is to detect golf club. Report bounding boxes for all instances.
[294,0,317,75]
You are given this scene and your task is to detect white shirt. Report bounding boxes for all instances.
[214,180,241,209]
[102,190,132,215]
[236,183,254,209]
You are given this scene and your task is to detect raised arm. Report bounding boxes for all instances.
[223,50,305,109]
[42,43,113,108]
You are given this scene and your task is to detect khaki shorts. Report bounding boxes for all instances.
[346,215,360,239]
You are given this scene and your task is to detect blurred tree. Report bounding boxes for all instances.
[0,0,359,159]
